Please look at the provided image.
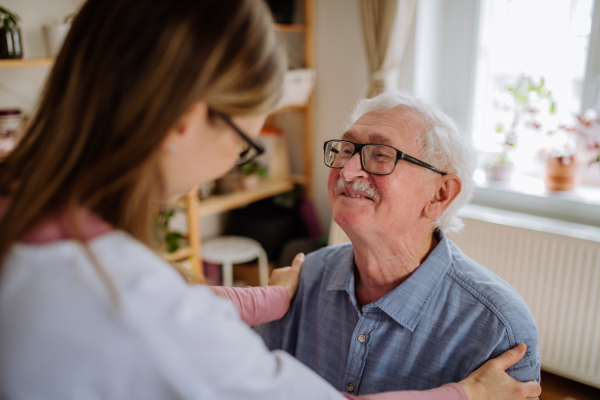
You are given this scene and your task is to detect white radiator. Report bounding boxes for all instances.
[450,205,600,388]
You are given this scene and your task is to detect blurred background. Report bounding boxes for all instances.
[0,1,598,399]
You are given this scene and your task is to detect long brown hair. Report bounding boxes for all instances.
[0,0,285,268]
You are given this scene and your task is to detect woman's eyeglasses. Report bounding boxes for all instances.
[323,139,446,176]
[212,111,265,166]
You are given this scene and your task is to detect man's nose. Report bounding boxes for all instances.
[340,152,369,181]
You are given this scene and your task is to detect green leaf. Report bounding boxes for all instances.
[240,162,254,175]
[0,6,20,24]
[496,124,504,133]
[165,232,183,253]
[550,102,556,114]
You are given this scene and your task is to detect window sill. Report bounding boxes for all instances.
[471,170,600,228]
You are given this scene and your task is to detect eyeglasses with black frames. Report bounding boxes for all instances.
[212,110,265,166]
[323,139,447,176]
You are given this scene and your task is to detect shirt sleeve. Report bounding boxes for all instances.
[505,349,541,383]
[342,383,468,400]
[211,286,290,326]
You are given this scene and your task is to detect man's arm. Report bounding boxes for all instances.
[504,337,540,382]
[478,301,541,383]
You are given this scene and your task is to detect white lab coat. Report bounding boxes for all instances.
[0,230,344,400]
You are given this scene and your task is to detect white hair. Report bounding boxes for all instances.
[346,90,477,233]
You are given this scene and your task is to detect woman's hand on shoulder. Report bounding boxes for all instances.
[459,343,541,400]
[268,253,304,301]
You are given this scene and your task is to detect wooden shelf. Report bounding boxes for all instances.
[275,24,306,33]
[159,0,313,277]
[0,59,54,68]
[198,176,294,217]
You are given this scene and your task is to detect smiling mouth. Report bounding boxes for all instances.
[341,192,373,200]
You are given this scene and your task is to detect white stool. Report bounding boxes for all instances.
[202,236,269,287]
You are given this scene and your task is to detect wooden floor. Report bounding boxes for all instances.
[540,371,600,400]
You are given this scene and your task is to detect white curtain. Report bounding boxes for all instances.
[359,0,417,98]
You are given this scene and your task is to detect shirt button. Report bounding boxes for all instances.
[357,334,366,343]
[347,383,355,392]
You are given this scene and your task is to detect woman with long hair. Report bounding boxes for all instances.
[0,0,541,399]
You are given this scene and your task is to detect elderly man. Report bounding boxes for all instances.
[259,91,540,396]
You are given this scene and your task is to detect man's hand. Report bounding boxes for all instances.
[459,343,541,400]
[268,253,304,301]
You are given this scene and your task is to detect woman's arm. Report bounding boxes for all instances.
[211,285,289,326]
[343,344,540,400]
[211,253,304,326]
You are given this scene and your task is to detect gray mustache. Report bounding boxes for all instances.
[334,179,382,200]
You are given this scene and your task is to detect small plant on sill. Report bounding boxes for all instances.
[534,108,600,191]
[486,76,556,181]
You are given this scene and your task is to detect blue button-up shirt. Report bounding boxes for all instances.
[258,232,540,395]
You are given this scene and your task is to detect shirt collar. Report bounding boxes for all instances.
[327,231,454,332]
[326,245,355,292]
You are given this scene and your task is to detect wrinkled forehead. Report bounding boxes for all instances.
[342,109,428,152]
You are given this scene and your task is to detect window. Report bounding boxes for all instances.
[471,0,596,180]
[413,0,600,224]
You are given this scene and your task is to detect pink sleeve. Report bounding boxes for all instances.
[342,383,468,400]
[212,286,290,326]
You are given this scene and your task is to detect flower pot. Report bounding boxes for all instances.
[42,24,70,58]
[545,156,579,191]
[484,163,514,181]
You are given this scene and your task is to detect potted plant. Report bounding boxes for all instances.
[483,128,516,181]
[485,76,556,181]
[545,108,600,190]
[239,161,268,190]
[0,6,23,59]
[540,121,580,191]
[42,13,75,58]
[544,154,579,191]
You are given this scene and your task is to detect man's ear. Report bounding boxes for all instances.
[423,175,462,220]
